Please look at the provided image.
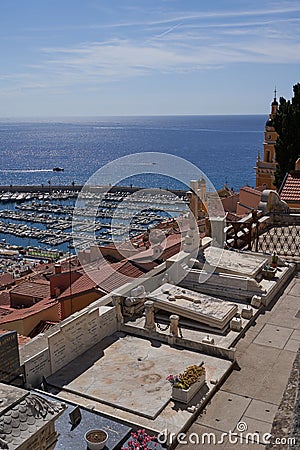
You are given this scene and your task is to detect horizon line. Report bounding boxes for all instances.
[0,112,267,120]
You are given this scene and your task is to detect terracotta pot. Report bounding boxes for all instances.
[84,429,108,450]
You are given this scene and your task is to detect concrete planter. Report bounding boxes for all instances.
[84,429,108,450]
[262,267,276,280]
[172,375,205,403]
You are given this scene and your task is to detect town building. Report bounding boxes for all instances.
[236,185,265,215]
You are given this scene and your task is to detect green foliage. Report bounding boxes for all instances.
[273,83,300,189]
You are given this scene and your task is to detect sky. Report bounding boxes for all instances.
[1,0,300,117]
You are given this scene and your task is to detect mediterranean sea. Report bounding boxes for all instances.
[0,115,264,191]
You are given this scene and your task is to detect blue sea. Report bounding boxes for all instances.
[0,115,264,191]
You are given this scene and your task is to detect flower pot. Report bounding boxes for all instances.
[84,429,108,450]
[171,374,205,404]
[262,267,276,280]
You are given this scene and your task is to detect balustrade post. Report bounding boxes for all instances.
[144,300,156,332]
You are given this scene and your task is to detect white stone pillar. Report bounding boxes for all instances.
[144,300,156,332]
[169,314,179,337]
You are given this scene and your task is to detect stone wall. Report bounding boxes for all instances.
[23,305,117,386]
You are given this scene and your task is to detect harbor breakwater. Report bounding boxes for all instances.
[0,184,188,196]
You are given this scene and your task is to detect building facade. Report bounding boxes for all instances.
[255,91,278,189]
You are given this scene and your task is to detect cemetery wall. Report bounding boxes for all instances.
[23,305,117,386]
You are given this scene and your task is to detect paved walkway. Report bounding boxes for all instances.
[176,273,300,449]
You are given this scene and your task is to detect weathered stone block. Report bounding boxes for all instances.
[251,295,262,308]
[230,317,242,331]
[241,306,253,319]
[202,335,215,345]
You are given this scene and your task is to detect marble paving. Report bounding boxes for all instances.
[148,284,238,329]
[253,324,294,349]
[48,333,230,420]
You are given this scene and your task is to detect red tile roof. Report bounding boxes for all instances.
[0,297,58,324]
[0,273,14,288]
[225,212,242,222]
[280,171,300,202]
[240,186,262,196]
[0,307,13,316]
[10,281,50,299]
[17,334,31,346]
[58,272,97,299]
[28,256,80,279]
[161,234,182,260]
[58,260,146,299]
[0,291,11,307]
[128,233,183,264]
[28,320,58,338]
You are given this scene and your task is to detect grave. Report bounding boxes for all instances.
[47,333,228,420]
[148,284,238,331]
[201,247,268,277]
[0,383,65,450]
[0,331,21,383]
[37,392,132,450]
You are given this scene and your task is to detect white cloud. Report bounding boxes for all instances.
[1,2,300,95]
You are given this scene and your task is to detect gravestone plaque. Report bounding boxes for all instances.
[87,308,101,342]
[0,331,21,383]
[48,307,117,374]
[69,405,82,427]
[204,247,267,277]
[24,348,51,387]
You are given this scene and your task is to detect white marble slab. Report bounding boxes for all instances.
[149,284,238,329]
[204,248,267,277]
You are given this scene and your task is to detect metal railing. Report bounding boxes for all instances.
[256,223,300,257]
[225,211,300,257]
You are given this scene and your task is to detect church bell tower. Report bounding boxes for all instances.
[255,89,278,189]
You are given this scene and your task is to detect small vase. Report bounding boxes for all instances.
[84,429,108,450]
[171,375,205,404]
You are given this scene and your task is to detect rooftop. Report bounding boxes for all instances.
[58,259,146,299]
[10,280,50,299]
[0,297,58,324]
[280,170,300,202]
[240,185,262,196]
[0,273,14,288]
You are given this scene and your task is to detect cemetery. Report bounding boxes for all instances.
[0,235,291,448]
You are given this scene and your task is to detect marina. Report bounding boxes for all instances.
[0,186,189,251]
